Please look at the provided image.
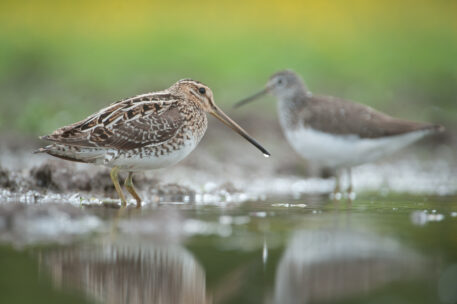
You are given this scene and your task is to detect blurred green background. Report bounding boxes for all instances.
[0,0,456,135]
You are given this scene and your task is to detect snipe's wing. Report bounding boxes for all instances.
[42,93,185,150]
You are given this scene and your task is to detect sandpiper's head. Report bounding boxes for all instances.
[171,79,216,112]
[233,69,308,108]
[170,78,271,157]
[267,70,307,99]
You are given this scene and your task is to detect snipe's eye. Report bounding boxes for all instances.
[199,87,206,94]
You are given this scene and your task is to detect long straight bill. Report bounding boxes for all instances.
[233,88,269,108]
[210,106,270,157]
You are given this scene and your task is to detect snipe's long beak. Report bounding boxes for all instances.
[233,87,269,108]
[210,106,270,157]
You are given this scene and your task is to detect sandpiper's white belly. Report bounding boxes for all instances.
[283,127,430,168]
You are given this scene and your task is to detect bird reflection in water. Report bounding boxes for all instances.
[38,240,207,304]
[274,230,430,304]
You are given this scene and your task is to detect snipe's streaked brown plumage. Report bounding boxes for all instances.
[35,79,270,207]
[235,70,444,197]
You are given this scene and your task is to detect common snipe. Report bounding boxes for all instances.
[36,79,270,207]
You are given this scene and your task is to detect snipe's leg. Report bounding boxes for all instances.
[110,166,127,207]
[124,172,142,208]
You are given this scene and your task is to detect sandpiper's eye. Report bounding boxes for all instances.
[199,87,206,94]
[277,78,283,85]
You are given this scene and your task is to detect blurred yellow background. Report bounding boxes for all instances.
[0,0,456,134]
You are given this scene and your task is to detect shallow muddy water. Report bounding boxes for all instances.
[1,138,457,303]
[1,193,457,304]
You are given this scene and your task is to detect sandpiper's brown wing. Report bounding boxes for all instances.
[302,95,442,138]
[41,93,185,150]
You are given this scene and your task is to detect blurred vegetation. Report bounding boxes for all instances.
[0,0,456,135]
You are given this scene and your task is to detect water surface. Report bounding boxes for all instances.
[1,193,457,304]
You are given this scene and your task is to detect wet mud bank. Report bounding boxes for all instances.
[0,130,456,206]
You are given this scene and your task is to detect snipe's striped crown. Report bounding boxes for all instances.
[171,79,216,113]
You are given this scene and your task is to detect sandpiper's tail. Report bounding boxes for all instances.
[428,124,445,133]
[398,122,445,137]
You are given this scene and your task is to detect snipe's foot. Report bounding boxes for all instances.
[124,172,142,208]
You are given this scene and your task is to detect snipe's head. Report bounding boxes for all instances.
[170,79,216,112]
[234,69,308,108]
[171,79,270,157]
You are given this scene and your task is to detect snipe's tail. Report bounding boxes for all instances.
[33,144,104,164]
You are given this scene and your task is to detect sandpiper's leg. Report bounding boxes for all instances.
[110,166,127,206]
[346,168,356,201]
[347,168,353,194]
[333,171,340,193]
[124,172,142,208]
[332,170,342,200]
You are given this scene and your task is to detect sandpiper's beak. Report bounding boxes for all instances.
[210,105,270,157]
[233,87,269,108]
